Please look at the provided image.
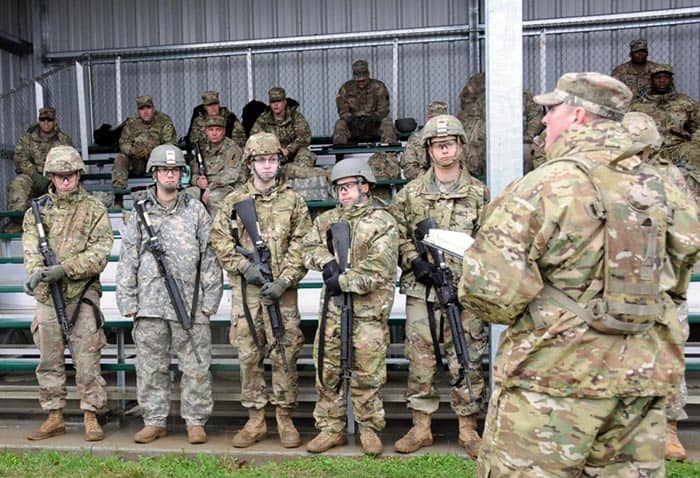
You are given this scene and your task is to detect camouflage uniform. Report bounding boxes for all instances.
[23,184,113,413]
[116,186,223,428]
[251,106,317,168]
[189,107,246,150]
[390,167,489,418]
[302,199,398,433]
[611,39,661,97]
[459,73,700,476]
[400,101,449,180]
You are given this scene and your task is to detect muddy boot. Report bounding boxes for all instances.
[665,421,687,461]
[133,425,167,443]
[394,411,433,453]
[458,414,482,458]
[276,407,301,448]
[231,408,267,448]
[27,409,65,440]
[360,428,384,456]
[84,411,105,442]
[305,430,346,453]
[187,425,207,444]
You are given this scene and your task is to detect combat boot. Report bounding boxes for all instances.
[231,407,267,448]
[133,425,167,443]
[394,411,433,453]
[458,414,482,458]
[665,421,687,461]
[187,425,207,444]
[84,411,105,441]
[27,409,65,440]
[275,407,301,448]
[360,428,384,456]
[305,430,346,453]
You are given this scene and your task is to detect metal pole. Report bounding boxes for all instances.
[34,81,44,116]
[392,38,399,121]
[246,48,254,101]
[115,56,123,123]
[75,61,90,160]
[86,61,94,137]
[468,0,480,73]
[539,30,547,94]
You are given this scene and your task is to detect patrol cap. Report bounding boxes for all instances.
[205,114,226,128]
[650,64,674,76]
[533,72,632,121]
[427,100,448,117]
[136,95,154,108]
[202,90,220,105]
[622,111,662,149]
[352,60,370,79]
[43,145,87,175]
[629,39,648,53]
[268,87,286,102]
[38,107,56,121]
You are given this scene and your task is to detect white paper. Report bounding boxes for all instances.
[421,228,475,260]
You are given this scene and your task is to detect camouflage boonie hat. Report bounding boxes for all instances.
[43,146,86,175]
[136,95,154,108]
[352,60,370,79]
[629,39,648,53]
[427,100,448,117]
[243,132,282,163]
[202,90,220,105]
[623,112,662,149]
[38,107,56,120]
[533,72,632,121]
[268,87,286,102]
[205,114,226,128]
[650,64,673,76]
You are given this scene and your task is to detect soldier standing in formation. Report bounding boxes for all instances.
[23,146,113,442]
[303,157,398,456]
[117,144,223,445]
[6,107,74,233]
[186,90,246,150]
[390,115,489,457]
[612,39,661,97]
[210,132,311,449]
[399,101,449,181]
[459,72,700,476]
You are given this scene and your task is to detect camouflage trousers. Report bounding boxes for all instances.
[132,317,212,427]
[666,309,690,421]
[31,290,107,412]
[478,387,666,477]
[7,173,50,212]
[332,116,397,144]
[230,288,305,409]
[112,153,148,189]
[289,148,318,168]
[313,312,389,433]
[404,296,486,417]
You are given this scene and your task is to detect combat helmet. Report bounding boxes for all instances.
[43,146,87,175]
[146,144,187,173]
[330,157,376,184]
[243,132,283,163]
[421,114,467,147]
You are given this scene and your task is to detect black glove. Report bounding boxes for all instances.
[240,262,266,286]
[324,271,342,297]
[31,173,51,192]
[322,260,340,281]
[411,257,435,285]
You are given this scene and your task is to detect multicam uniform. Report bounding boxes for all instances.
[188,107,246,150]
[611,60,660,97]
[333,79,397,144]
[399,129,427,180]
[251,106,317,168]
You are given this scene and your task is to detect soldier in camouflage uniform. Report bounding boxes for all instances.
[332,60,398,145]
[630,64,700,165]
[22,146,113,442]
[390,115,490,457]
[400,101,449,180]
[186,90,246,150]
[6,107,73,233]
[303,157,398,456]
[459,72,700,476]
[111,96,177,206]
[612,39,661,97]
[117,144,223,445]
[210,132,311,449]
[186,114,246,217]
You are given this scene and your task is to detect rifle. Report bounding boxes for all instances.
[233,198,289,373]
[415,218,474,402]
[193,143,207,177]
[133,199,202,364]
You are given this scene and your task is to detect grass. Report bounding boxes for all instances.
[0,451,697,477]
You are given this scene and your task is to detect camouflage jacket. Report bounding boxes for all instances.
[336,79,390,119]
[303,198,398,320]
[188,107,246,150]
[611,60,661,97]
[118,111,177,158]
[630,89,699,147]
[22,186,113,305]
[458,119,700,398]
[210,179,311,288]
[250,106,312,160]
[14,124,73,176]
[189,137,246,189]
[390,166,489,301]
[400,129,428,180]
[116,187,223,323]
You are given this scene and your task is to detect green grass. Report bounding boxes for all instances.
[0,451,697,477]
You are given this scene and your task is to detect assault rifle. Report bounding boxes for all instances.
[193,143,207,177]
[233,198,289,373]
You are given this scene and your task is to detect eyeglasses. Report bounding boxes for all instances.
[430,139,458,150]
[253,155,280,165]
[39,118,54,122]
[334,180,361,194]
[156,167,181,175]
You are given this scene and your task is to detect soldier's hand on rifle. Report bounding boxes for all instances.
[322,260,340,281]
[24,270,44,296]
[260,278,288,302]
[411,257,435,285]
[240,262,266,286]
[323,269,342,297]
[145,239,166,256]
[40,264,66,284]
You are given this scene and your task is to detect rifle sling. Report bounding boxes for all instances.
[69,277,103,330]
[425,285,446,372]
[240,277,266,368]
[316,290,331,388]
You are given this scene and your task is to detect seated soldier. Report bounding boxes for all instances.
[186,90,246,150]
[400,100,448,180]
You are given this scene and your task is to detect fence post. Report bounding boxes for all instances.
[392,38,399,121]
[34,81,44,117]
[75,61,90,160]
[539,30,547,94]
[115,56,123,123]
[246,48,254,102]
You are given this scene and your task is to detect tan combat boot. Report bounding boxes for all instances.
[133,425,167,443]
[27,409,65,440]
[665,421,687,461]
[231,408,267,448]
[276,407,301,448]
[458,414,482,458]
[187,425,207,444]
[305,430,346,453]
[84,411,105,442]
[360,428,384,456]
[394,411,433,453]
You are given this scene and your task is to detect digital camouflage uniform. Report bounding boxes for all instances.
[189,107,246,150]
[251,106,317,168]
[459,73,700,476]
[400,101,449,181]
[23,185,113,413]
[116,186,223,428]
[210,179,311,410]
[302,199,398,433]
[390,167,489,418]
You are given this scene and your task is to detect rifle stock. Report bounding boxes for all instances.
[194,143,207,177]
